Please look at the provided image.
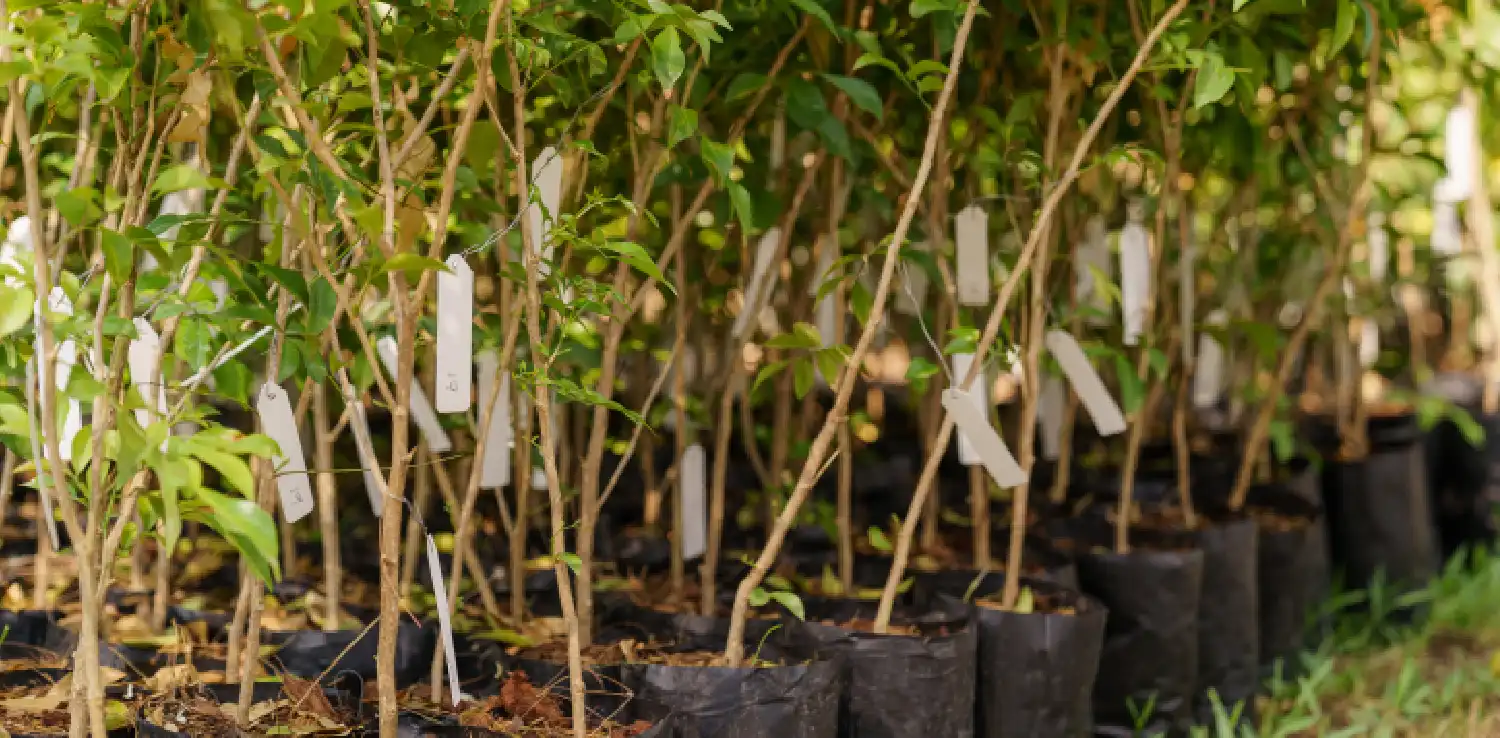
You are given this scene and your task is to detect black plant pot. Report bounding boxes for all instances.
[969,578,1106,738]
[1193,517,1259,727]
[781,596,978,738]
[1427,408,1500,558]
[1245,480,1329,680]
[1319,414,1439,601]
[1079,545,1204,737]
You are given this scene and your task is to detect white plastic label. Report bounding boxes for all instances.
[681,443,707,560]
[1368,212,1389,282]
[476,350,512,489]
[1077,216,1112,326]
[1179,227,1196,364]
[951,353,986,465]
[528,147,564,262]
[376,336,453,453]
[435,256,474,413]
[732,227,781,339]
[1444,105,1476,204]
[1120,214,1150,347]
[256,383,315,523]
[128,318,169,432]
[1433,198,1462,256]
[1360,319,1379,368]
[48,290,80,461]
[1044,331,1126,436]
[1038,375,1065,461]
[343,381,386,517]
[955,205,989,306]
[426,534,462,707]
[942,389,1026,488]
[896,244,929,316]
[1193,311,1228,409]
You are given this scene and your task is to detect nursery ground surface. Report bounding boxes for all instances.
[1247,547,1500,737]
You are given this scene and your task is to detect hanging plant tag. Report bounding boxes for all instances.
[476,350,512,489]
[1077,216,1113,326]
[48,290,80,461]
[895,244,930,316]
[955,205,990,306]
[1038,375,1065,460]
[1119,213,1150,347]
[951,352,986,465]
[528,147,564,261]
[1443,105,1476,203]
[681,443,707,560]
[1193,311,1228,409]
[1044,331,1126,436]
[426,534,463,707]
[942,388,1026,488]
[256,383,315,523]
[435,256,474,413]
[1368,212,1389,282]
[732,227,781,339]
[128,318,169,433]
[376,336,453,453]
[1432,198,1462,256]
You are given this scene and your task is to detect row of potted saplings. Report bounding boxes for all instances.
[479,407,1466,737]
[0,406,1464,736]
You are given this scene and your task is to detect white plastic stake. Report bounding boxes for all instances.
[1,216,29,287]
[951,353,986,465]
[1120,203,1150,346]
[732,227,781,339]
[1077,216,1112,326]
[1038,375,1065,460]
[435,255,474,413]
[528,147,564,262]
[1444,104,1476,204]
[476,350,512,489]
[1368,211,1389,282]
[955,205,989,306]
[1433,197,1462,256]
[128,318,169,433]
[47,289,81,461]
[376,336,453,453]
[942,389,1027,488]
[681,443,707,560]
[256,383,315,523]
[426,534,462,707]
[1044,331,1126,436]
[1193,311,1228,409]
[342,380,386,517]
[1179,219,1196,364]
[1359,319,1379,368]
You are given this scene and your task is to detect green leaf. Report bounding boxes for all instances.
[1328,0,1356,62]
[821,74,883,121]
[726,73,768,102]
[558,552,582,575]
[151,164,211,195]
[793,359,814,399]
[192,487,280,585]
[909,0,950,18]
[788,0,836,31]
[598,241,670,293]
[906,356,940,382]
[1013,586,1034,614]
[307,277,338,335]
[667,105,698,148]
[1193,50,1235,109]
[1451,407,1487,448]
[701,139,734,186]
[381,253,449,280]
[814,348,844,385]
[55,187,101,227]
[868,526,892,553]
[728,183,754,234]
[650,28,685,90]
[188,443,256,499]
[749,587,770,607]
[769,591,805,620]
[1233,0,1253,10]
[765,329,821,350]
[174,318,214,371]
[752,360,790,395]
[0,284,33,338]
[101,229,133,284]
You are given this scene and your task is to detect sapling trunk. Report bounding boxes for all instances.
[702,364,742,616]
[670,233,689,604]
[1459,88,1500,415]
[313,383,342,630]
[871,0,1190,631]
[402,445,434,595]
[724,0,987,663]
[1229,24,1382,511]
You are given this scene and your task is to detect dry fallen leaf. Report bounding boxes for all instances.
[1,674,70,712]
[145,663,200,693]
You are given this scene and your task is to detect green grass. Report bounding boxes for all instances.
[1206,547,1500,737]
